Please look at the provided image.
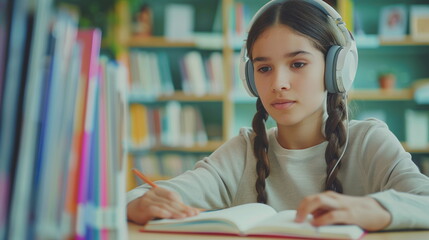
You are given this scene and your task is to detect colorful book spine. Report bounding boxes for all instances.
[75,29,102,240]
[87,76,100,239]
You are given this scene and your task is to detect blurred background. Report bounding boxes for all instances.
[100,0,429,184]
[1,0,429,239]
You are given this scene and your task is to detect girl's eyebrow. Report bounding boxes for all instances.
[252,50,313,62]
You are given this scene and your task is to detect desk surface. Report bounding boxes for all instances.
[128,222,429,240]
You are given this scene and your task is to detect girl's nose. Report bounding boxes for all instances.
[272,66,291,93]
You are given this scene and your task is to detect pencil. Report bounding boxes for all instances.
[132,168,158,188]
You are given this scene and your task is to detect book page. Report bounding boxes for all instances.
[144,203,277,234]
[245,210,316,234]
[246,210,364,239]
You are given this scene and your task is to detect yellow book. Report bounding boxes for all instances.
[338,0,354,33]
[129,104,149,147]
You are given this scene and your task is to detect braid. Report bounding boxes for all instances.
[252,98,270,203]
[324,93,347,193]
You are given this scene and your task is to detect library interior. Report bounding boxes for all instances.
[1,0,429,239]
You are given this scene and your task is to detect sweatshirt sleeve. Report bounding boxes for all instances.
[126,129,251,210]
[370,190,429,230]
[359,119,429,230]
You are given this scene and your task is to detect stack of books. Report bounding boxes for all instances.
[0,2,128,239]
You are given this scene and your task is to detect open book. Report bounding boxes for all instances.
[142,203,365,239]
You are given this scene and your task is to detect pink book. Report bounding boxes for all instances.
[75,29,102,240]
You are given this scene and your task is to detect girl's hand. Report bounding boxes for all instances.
[294,191,391,231]
[127,187,200,225]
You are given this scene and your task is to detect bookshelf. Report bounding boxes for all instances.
[114,0,429,184]
[343,0,429,173]
[113,0,235,182]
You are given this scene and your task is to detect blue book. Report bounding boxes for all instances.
[30,31,56,239]
[57,42,82,237]
[0,0,31,238]
[32,10,81,239]
[86,75,100,239]
[8,0,54,239]
[0,0,11,110]
[0,0,11,237]
[157,52,174,95]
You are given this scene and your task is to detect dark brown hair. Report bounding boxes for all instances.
[247,0,348,203]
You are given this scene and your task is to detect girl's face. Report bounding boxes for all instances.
[251,25,326,129]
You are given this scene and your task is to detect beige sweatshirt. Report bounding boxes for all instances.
[127,118,429,230]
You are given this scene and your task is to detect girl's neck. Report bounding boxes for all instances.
[276,112,325,150]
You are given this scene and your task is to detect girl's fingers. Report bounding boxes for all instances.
[295,191,340,222]
[294,192,391,231]
[145,187,199,218]
[153,187,182,202]
[128,187,201,225]
[311,209,351,226]
[145,204,174,219]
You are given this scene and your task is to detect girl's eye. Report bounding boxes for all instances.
[257,66,272,73]
[291,62,306,68]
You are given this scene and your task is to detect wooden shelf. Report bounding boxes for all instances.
[230,89,414,102]
[152,140,223,152]
[402,142,429,153]
[380,36,429,46]
[357,35,429,48]
[128,140,223,155]
[157,92,225,102]
[128,91,226,103]
[128,36,196,48]
[349,89,413,101]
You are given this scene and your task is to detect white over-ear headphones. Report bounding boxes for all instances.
[239,0,358,97]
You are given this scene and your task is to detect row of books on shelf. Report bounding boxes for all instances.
[129,0,251,49]
[0,2,128,240]
[128,50,224,98]
[230,1,254,43]
[129,102,208,149]
[132,153,206,180]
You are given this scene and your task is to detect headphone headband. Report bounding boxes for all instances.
[239,0,358,97]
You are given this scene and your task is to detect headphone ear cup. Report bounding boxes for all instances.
[245,60,258,97]
[338,45,358,92]
[239,44,258,97]
[325,45,342,93]
[325,44,357,93]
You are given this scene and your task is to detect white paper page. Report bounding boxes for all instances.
[246,210,363,239]
[146,203,277,233]
[245,210,317,234]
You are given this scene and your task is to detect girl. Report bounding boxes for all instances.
[127,0,429,231]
